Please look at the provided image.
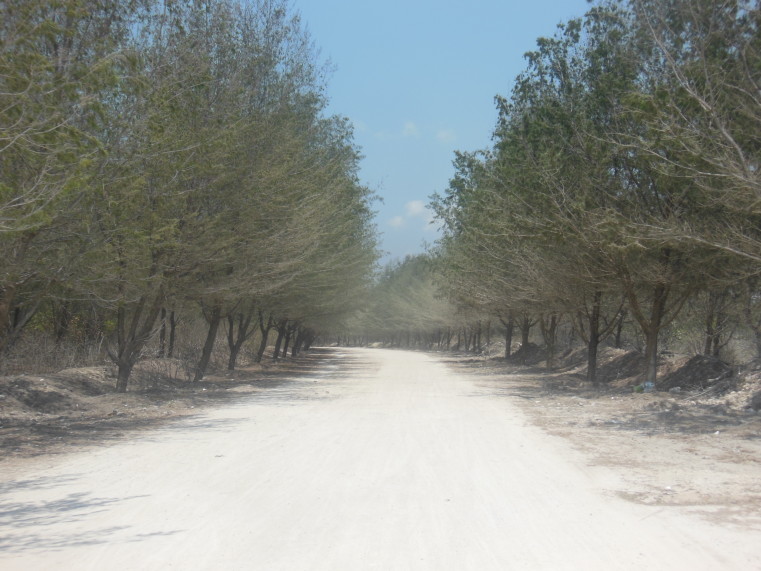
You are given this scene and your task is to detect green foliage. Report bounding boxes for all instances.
[431,0,761,380]
[0,0,379,388]
[352,255,461,344]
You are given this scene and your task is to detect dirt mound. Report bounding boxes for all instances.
[507,343,545,366]
[52,368,111,396]
[2,377,73,413]
[657,355,734,394]
[595,349,646,384]
[557,346,588,370]
[0,368,120,418]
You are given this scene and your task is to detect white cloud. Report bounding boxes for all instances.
[388,216,405,228]
[405,200,426,217]
[402,121,420,138]
[436,129,456,143]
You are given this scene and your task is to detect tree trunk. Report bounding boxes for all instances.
[623,249,691,389]
[641,284,668,388]
[226,310,254,370]
[587,291,602,387]
[540,313,560,369]
[500,314,514,358]
[520,315,531,347]
[614,308,626,349]
[272,320,287,360]
[704,291,728,358]
[255,313,274,363]
[518,313,533,365]
[0,284,41,355]
[643,323,659,389]
[167,311,177,358]
[116,360,135,393]
[281,324,294,359]
[110,288,165,393]
[193,303,222,382]
[303,330,315,352]
[53,301,72,344]
[741,280,761,358]
[704,290,717,357]
[158,307,167,357]
[291,328,303,358]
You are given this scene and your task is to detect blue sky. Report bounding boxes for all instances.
[294,0,593,264]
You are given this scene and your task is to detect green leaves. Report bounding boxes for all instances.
[0,0,379,379]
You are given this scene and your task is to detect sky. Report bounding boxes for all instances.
[294,0,593,264]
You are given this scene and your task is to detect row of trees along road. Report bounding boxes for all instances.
[0,0,378,390]
[430,0,761,386]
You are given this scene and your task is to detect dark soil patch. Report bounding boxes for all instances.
[595,350,646,384]
[3,378,72,414]
[751,391,761,411]
[658,355,734,394]
[506,342,545,366]
[557,347,588,370]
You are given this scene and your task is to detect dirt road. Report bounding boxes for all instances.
[0,348,758,569]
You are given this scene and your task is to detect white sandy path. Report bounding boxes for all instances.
[0,348,758,570]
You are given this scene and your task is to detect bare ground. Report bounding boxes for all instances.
[0,351,333,460]
[0,347,759,569]
[2,346,760,532]
[445,350,761,531]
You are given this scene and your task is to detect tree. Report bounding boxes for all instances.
[0,0,146,356]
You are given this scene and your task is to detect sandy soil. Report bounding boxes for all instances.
[447,357,761,527]
[0,348,759,569]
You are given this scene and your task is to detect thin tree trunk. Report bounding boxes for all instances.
[226,310,254,370]
[193,304,222,382]
[0,285,41,355]
[53,301,72,344]
[255,313,274,363]
[587,291,602,387]
[520,315,531,347]
[614,308,626,349]
[272,320,287,360]
[281,324,295,359]
[500,314,514,358]
[291,328,303,358]
[158,307,167,357]
[540,313,560,369]
[168,311,177,358]
[518,314,532,365]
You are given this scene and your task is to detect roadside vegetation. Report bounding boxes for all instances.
[0,0,378,390]
[3,0,761,414]
[345,0,761,407]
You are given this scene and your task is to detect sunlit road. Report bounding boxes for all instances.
[0,348,758,570]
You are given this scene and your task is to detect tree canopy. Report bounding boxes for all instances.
[0,0,379,389]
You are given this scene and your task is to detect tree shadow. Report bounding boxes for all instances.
[0,485,181,554]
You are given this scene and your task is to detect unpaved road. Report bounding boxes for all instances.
[1,348,758,570]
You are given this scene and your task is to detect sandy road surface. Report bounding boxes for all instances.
[0,348,758,570]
